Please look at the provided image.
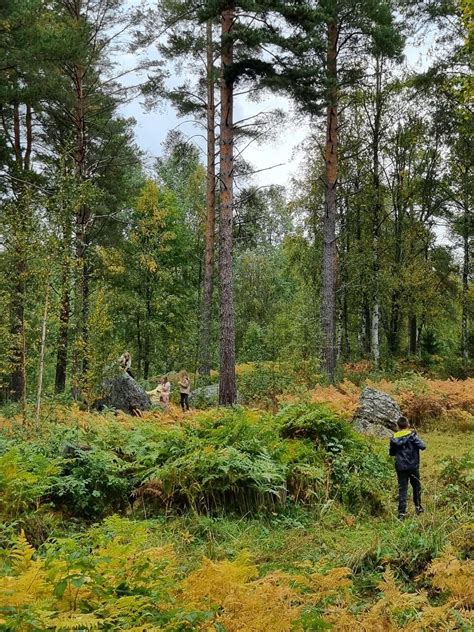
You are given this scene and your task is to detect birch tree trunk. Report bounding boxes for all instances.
[35,279,50,424]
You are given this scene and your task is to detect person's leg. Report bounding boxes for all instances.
[397,470,409,518]
[184,393,189,411]
[180,393,185,411]
[410,469,423,513]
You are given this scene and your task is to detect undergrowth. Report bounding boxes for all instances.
[0,390,472,631]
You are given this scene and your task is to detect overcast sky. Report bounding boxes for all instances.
[119,27,434,191]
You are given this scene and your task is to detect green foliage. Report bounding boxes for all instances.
[135,409,288,514]
[439,453,474,511]
[52,444,132,520]
[278,403,353,446]
[0,447,59,521]
[238,364,290,408]
[278,404,391,514]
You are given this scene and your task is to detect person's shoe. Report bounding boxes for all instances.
[415,506,424,515]
[398,513,406,521]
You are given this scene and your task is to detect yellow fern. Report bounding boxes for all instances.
[427,546,474,606]
[0,532,51,609]
[181,555,302,631]
[47,611,101,630]
[305,565,353,604]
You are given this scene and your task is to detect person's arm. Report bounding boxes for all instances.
[389,440,397,456]
[413,434,426,450]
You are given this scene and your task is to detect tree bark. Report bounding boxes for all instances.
[8,103,32,402]
[371,56,383,367]
[218,5,237,405]
[199,20,217,376]
[9,257,26,402]
[35,278,50,424]
[408,314,417,356]
[320,19,338,383]
[54,264,71,393]
[461,201,470,370]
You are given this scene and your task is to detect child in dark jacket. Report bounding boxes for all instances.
[389,416,426,520]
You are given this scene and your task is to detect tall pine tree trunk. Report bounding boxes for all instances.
[321,19,338,383]
[9,242,27,402]
[55,217,72,393]
[218,5,237,405]
[371,56,383,367]
[71,54,90,392]
[199,20,216,376]
[8,102,33,402]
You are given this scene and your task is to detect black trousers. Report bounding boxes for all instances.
[397,468,421,515]
[180,393,189,411]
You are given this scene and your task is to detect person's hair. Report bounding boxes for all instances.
[164,375,169,382]
[181,370,188,379]
[124,351,130,358]
[397,416,410,429]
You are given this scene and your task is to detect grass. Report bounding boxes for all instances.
[0,393,473,630]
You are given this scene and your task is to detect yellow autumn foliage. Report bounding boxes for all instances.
[0,532,51,609]
[427,546,474,607]
[2,520,474,631]
[181,555,302,631]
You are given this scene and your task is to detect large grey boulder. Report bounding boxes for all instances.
[190,383,242,408]
[352,387,401,438]
[100,373,151,414]
[191,383,219,405]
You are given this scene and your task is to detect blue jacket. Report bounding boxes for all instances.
[389,430,426,471]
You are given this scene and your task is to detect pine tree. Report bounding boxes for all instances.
[277,0,403,382]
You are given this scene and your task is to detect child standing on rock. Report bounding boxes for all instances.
[390,416,426,520]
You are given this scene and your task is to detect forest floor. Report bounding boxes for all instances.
[0,377,473,630]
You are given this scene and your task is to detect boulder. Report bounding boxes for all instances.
[190,383,219,407]
[352,386,401,438]
[190,383,242,407]
[100,373,151,414]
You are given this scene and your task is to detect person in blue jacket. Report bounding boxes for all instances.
[389,416,426,520]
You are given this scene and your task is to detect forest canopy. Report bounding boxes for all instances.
[0,0,472,408]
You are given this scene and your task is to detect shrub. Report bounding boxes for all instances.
[400,393,444,427]
[0,448,59,522]
[51,443,133,519]
[134,409,288,514]
[238,364,291,409]
[278,404,391,514]
[439,453,473,511]
[278,403,353,447]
